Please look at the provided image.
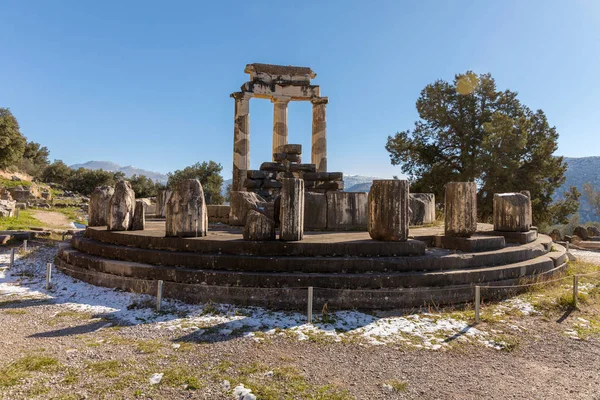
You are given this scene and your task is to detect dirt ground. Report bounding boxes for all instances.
[0,302,599,400]
[1,246,600,399]
[30,211,73,229]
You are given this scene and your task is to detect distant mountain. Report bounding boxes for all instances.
[69,161,168,183]
[554,156,600,223]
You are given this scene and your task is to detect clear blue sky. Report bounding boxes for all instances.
[2,0,599,179]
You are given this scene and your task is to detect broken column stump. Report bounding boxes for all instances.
[156,189,172,217]
[131,199,146,231]
[444,182,477,237]
[108,181,135,231]
[165,179,208,237]
[493,192,532,232]
[243,210,276,241]
[89,185,114,226]
[409,193,436,226]
[368,180,409,241]
[229,191,267,226]
[280,178,304,241]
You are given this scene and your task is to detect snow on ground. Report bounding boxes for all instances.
[0,245,554,351]
[570,249,600,264]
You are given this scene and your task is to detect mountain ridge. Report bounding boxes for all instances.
[69,161,168,183]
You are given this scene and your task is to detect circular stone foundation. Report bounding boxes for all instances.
[55,221,568,310]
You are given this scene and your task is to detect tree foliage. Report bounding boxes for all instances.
[0,108,26,169]
[18,141,50,178]
[65,168,125,196]
[167,161,224,205]
[386,72,567,225]
[548,186,581,225]
[41,160,72,184]
[583,183,600,217]
[129,174,160,198]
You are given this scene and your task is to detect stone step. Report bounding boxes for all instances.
[54,256,568,310]
[58,246,563,289]
[71,236,553,274]
[84,226,427,257]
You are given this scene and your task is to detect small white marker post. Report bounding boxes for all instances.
[474,285,481,324]
[46,263,52,290]
[9,248,15,269]
[573,275,579,307]
[307,286,313,324]
[15,208,20,219]
[156,280,164,312]
[23,240,27,252]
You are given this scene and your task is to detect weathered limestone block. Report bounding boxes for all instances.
[207,205,231,224]
[108,181,135,231]
[0,199,16,217]
[243,210,276,241]
[283,144,302,154]
[156,189,173,218]
[165,179,208,237]
[326,192,368,231]
[131,200,146,231]
[368,180,409,241]
[493,193,532,232]
[89,186,115,226]
[587,226,600,237]
[229,191,266,226]
[445,182,477,237]
[304,192,327,230]
[280,178,304,241]
[573,226,589,241]
[409,193,436,226]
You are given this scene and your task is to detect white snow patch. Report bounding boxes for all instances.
[0,246,527,351]
[149,372,163,385]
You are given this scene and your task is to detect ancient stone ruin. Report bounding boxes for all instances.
[165,179,208,237]
[89,186,114,227]
[55,63,566,312]
[132,199,146,231]
[108,180,135,231]
[368,180,409,241]
[231,63,329,193]
[409,193,436,226]
[493,192,532,232]
[444,182,477,237]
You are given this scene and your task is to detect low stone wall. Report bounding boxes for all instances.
[207,205,230,224]
[304,191,368,231]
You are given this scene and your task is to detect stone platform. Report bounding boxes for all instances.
[55,222,567,310]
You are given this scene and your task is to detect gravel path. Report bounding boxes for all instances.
[30,211,74,229]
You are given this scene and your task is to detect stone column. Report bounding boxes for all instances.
[280,178,304,241]
[368,180,409,241]
[108,180,136,231]
[445,182,477,237]
[243,210,276,241]
[89,186,114,226]
[231,92,251,192]
[311,97,328,172]
[165,179,208,237]
[272,96,291,159]
[493,192,532,232]
[131,199,146,231]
